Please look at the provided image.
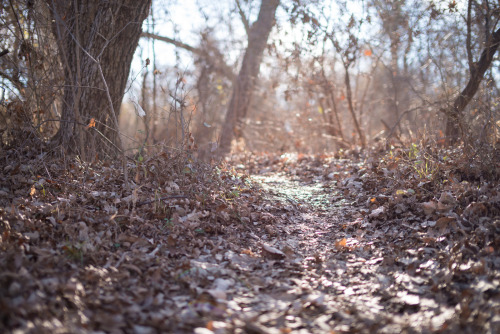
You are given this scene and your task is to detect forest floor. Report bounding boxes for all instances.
[1,145,500,333]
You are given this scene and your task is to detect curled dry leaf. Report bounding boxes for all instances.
[260,242,286,259]
[435,216,456,230]
[369,206,385,218]
[421,201,437,216]
[463,202,488,220]
[437,191,457,212]
[179,210,210,228]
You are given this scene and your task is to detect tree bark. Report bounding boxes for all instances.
[445,26,500,144]
[218,0,280,157]
[48,0,151,158]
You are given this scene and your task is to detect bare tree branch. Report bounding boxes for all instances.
[457,26,500,112]
[235,0,250,36]
[142,32,198,54]
[466,0,474,74]
[0,70,24,91]
[141,32,236,81]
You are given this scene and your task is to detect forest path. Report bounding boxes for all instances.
[237,169,452,333]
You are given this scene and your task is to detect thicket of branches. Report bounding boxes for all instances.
[1,0,499,170]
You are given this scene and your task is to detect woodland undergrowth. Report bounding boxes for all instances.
[0,139,499,333]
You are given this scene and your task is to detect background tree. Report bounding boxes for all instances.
[445,0,500,145]
[218,0,280,156]
[369,0,413,137]
[0,0,61,146]
[83,0,499,159]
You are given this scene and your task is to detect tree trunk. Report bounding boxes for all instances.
[445,27,500,144]
[48,0,151,159]
[218,0,280,157]
[344,64,366,147]
[320,66,344,140]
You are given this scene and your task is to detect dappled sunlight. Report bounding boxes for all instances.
[231,150,500,332]
[253,172,333,210]
[1,0,500,332]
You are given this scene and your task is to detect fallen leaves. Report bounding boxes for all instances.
[1,146,500,333]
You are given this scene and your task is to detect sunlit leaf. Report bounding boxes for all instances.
[87,118,96,128]
[401,294,420,305]
[437,129,446,145]
[334,238,347,250]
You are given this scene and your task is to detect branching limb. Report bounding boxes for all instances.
[235,0,250,36]
[141,32,198,54]
[466,0,474,74]
[141,32,236,81]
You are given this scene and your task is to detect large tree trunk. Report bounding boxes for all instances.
[48,0,151,159]
[445,27,500,144]
[218,0,280,157]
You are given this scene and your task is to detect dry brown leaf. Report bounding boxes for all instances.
[435,216,456,229]
[260,242,285,259]
[463,202,488,220]
[334,238,347,250]
[421,201,437,215]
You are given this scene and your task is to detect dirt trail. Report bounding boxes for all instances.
[240,170,455,333]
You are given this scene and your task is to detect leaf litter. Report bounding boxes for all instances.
[0,145,499,333]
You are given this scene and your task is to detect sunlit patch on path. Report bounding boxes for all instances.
[239,155,496,333]
[246,171,417,333]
